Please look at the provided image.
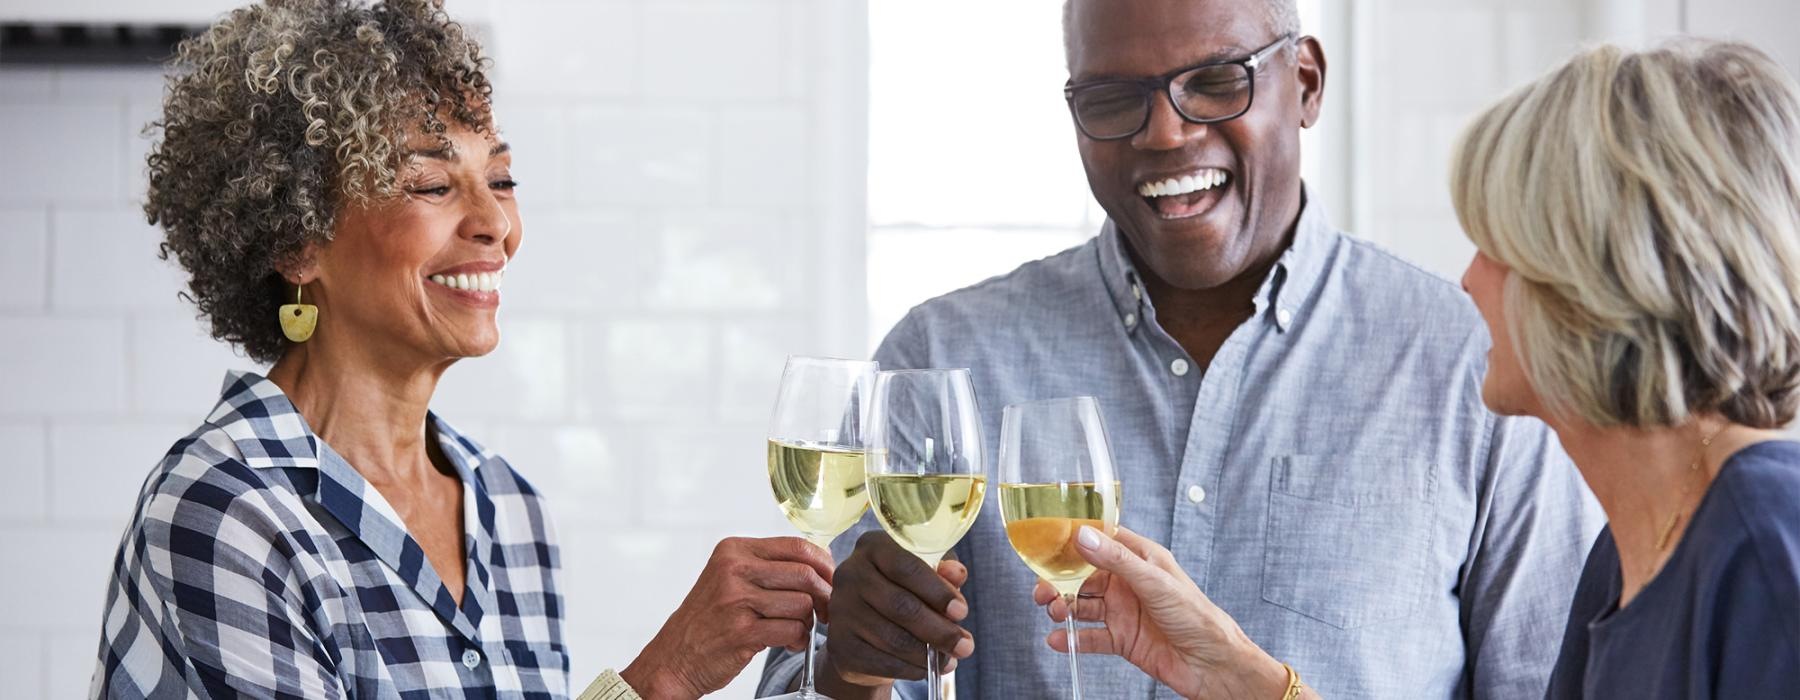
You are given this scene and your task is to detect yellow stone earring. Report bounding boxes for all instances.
[279,284,318,343]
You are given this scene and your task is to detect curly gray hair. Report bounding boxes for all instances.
[146,0,493,363]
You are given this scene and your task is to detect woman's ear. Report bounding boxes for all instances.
[275,244,321,285]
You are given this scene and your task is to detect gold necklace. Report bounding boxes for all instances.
[1654,423,1726,551]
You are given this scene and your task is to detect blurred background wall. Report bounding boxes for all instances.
[0,0,1793,696]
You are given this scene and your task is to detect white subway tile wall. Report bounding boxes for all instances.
[1355,0,1593,278]
[0,209,49,309]
[0,0,864,695]
[0,633,46,700]
[0,424,49,523]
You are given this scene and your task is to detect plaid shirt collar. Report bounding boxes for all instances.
[205,370,500,642]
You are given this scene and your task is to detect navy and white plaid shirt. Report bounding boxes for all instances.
[92,371,570,699]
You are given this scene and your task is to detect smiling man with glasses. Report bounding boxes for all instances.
[761,1,1600,697]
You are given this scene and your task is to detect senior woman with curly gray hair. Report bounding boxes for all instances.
[90,1,833,698]
[1012,39,1800,699]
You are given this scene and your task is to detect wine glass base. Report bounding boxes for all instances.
[762,690,834,700]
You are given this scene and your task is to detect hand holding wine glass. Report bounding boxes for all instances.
[1031,527,1306,700]
[620,537,834,699]
[864,368,988,700]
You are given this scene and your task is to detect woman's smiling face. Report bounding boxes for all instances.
[300,123,523,365]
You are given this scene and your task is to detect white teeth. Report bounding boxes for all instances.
[428,268,505,292]
[1137,169,1230,198]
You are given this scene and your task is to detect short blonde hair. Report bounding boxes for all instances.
[1451,39,1800,429]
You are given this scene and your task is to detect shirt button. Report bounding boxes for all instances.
[1187,484,1206,504]
[1124,312,1137,328]
[1131,283,1143,300]
[1276,307,1294,327]
[1170,358,1190,376]
[462,648,481,669]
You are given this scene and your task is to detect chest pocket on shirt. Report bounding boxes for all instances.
[1261,454,1438,629]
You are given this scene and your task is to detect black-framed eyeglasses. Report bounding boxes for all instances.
[1064,34,1296,141]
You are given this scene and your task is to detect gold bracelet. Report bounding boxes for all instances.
[1280,663,1303,700]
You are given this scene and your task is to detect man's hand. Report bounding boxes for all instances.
[813,530,975,698]
[621,537,834,699]
[1032,526,1300,700]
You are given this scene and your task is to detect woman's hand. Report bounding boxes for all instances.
[621,536,834,699]
[1032,526,1301,700]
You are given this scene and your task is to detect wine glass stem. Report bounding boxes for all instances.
[1063,593,1082,700]
[801,608,820,694]
[919,551,947,700]
[926,646,942,700]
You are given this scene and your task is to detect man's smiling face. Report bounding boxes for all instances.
[1066,0,1323,291]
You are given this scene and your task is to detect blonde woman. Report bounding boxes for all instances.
[1023,39,1800,698]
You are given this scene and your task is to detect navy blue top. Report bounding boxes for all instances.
[1545,440,1800,698]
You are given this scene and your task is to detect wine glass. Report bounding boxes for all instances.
[996,396,1121,700]
[865,368,987,700]
[767,356,879,700]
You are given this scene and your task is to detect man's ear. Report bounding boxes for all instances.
[1295,35,1327,129]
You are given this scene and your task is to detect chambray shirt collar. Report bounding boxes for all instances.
[1097,182,1334,334]
[204,370,498,641]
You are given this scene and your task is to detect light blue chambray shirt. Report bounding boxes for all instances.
[762,191,1601,698]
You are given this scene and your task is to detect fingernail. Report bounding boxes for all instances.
[947,599,968,621]
[1077,525,1101,550]
[953,636,974,658]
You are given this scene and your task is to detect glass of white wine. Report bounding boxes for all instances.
[996,396,1120,700]
[768,355,879,700]
[865,368,987,700]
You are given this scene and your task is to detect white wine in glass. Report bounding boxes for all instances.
[866,368,987,700]
[996,396,1121,700]
[998,480,1120,596]
[767,356,878,700]
[866,472,987,565]
[769,440,869,548]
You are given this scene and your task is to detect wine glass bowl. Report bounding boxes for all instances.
[996,395,1121,700]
